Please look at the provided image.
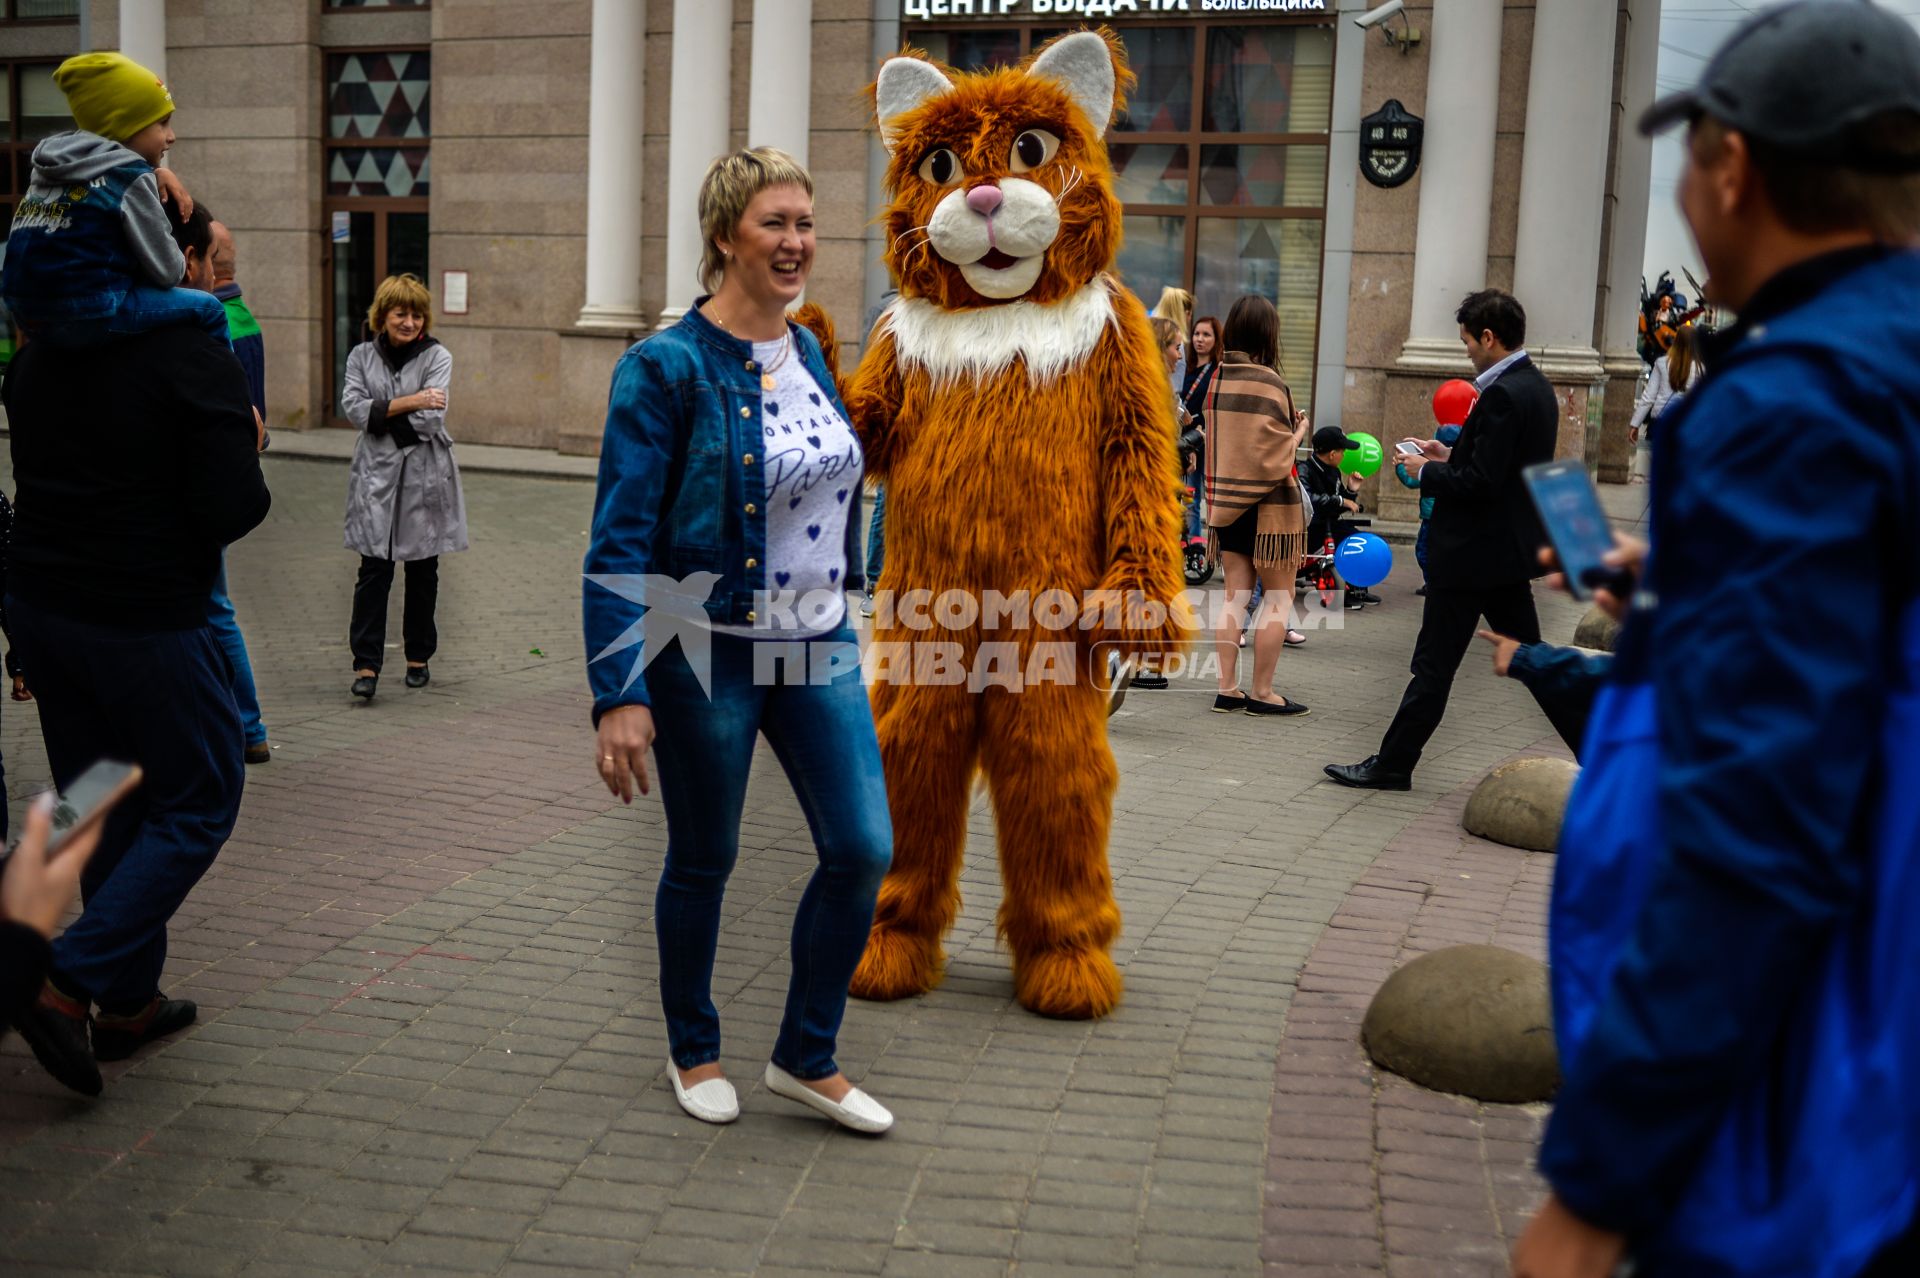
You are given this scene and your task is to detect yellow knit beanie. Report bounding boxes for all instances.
[53,52,174,144]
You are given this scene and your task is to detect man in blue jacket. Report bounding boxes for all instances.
[1514,4,1920,1276]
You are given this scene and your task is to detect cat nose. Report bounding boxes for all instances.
[966,183,1003,216]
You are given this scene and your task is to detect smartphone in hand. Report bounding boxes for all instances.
[47,761,143,857]
[1523,461,1625,602]
[1395,440,1423,456]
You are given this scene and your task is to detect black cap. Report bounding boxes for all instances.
[1640,0,1920,170]
[1313,427,1360,453]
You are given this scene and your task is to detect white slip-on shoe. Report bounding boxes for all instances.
[763,1062,893,1135]
[668,1058,739,1124]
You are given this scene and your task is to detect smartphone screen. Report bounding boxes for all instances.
[48,760,140,855]
[1395,441,1422,455]
[1523,461,1615,602]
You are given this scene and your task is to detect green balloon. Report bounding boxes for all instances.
[1340,431,1384,478]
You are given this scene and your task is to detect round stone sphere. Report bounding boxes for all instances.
[1361,945,1559,1103]
[1573,606,1621,653]
[1463,757,1579,853]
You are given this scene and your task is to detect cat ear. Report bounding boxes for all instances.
[875,56,956,155]
[1027,31,1118,138]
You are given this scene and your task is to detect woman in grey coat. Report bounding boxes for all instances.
[341,273,468,700]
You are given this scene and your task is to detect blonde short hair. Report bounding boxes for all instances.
[697,147,815,294]
[1149,316,1182,350]
[367,273,433,335]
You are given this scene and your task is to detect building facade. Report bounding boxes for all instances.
[1,0,1662,508]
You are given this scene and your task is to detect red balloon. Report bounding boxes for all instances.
[1432,379,1478,427]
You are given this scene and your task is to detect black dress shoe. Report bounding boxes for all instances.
[1414,585,1429,597]
[404,665,431,689]
[12,986,101,1096]
[351,674,378,700]
[1323,756,1412,791]
[93,997,197,1062]
[1245,697,1309,717]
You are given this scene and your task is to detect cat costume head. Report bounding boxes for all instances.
[873,29,1134,311]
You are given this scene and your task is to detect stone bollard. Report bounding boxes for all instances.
[1463,757,1579,853]
[1572,605,1621,653]
[1361,944,1559,1103]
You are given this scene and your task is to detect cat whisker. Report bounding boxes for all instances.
[892,223,933,250]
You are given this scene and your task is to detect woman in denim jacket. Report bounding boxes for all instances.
[582,149,893,1135]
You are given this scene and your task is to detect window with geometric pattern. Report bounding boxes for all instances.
[325,50,430,198]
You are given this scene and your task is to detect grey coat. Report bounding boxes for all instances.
[341,337,469,561]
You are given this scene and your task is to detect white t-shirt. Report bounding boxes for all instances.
[710,336,863,638]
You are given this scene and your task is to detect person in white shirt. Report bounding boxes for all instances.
[1628,324,1703,483]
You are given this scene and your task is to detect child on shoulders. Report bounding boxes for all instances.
[1,52,227,347]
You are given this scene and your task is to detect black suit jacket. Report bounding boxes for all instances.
[1418,355,1558,589]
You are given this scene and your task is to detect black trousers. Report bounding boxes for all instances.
[350,554,438,673]
[1377,580,1541,773]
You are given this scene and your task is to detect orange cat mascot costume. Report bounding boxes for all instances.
[845,29,1187,1019]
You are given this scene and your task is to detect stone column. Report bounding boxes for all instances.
[656,0,733,330]
[1512,0,1618,459]
[117,0,166,84]
[576,0,649,332]
[1596,0,1661,482]
[748,0,812,166]
[1373,0,1504,529]
[1395,0,1503,375]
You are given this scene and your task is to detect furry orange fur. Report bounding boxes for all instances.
[843,29,1189,1019]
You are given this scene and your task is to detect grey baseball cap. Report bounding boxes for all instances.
[1640,0,1920,170]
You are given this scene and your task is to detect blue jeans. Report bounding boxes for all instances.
[27,284,231,348]
[8,598,244,1013]
[647,624,891,1080]
[865,485,887,584]
[1182,468,1205,540]
[208,554,266,745]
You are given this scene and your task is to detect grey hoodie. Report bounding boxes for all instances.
[27,130,183,288]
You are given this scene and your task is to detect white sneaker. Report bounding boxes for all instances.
[763,1062,893,1134]
[667,1058,739,1124]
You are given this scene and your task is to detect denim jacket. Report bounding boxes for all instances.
[583,301,864,720]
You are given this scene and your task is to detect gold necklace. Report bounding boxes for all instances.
[707,300,790,391]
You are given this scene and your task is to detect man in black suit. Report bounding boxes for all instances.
[1325,289,1558,791]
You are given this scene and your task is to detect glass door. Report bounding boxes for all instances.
[326,209,429,414]
[321,46,430,421]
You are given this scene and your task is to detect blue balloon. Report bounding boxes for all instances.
[1335,532,1393,589]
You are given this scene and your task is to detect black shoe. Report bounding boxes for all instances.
[404,664,431,689]
[1323,756,1412,791]
[1344,595,1366,611]
[1355,589,1383,606]
[1245,697,1309,717]
[1131,673,1169,690]
[244,740,271,765]
[1212,692,1248,713]
[1414,585,1428,597]
[12,985,101,1096]
[92,998,197,1062]
[351,674,378,700]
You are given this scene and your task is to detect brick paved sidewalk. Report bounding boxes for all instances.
[0,457,1585,1275]
[1263,748,1563,1277]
